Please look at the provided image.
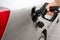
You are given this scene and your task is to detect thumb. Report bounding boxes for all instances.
[46,5,50,11]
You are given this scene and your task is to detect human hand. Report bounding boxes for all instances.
[46,2,58,11]
[46,2,58,16]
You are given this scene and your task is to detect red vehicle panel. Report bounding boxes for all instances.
[0,7,10,39]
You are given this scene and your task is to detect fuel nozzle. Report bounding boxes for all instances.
[31,3,49,22]
[49,6,60,13]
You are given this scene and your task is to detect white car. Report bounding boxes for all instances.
[0,3,60,40]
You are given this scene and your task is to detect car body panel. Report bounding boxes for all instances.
[1,7,60,40]
[2,9,39,40]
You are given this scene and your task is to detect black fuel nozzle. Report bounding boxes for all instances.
[31,3,49,22]
[49,6,60,13]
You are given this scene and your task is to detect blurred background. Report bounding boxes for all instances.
[0,0,54,10]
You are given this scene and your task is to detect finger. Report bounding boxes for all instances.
[46,2,57,11]
[47,7,50,11]
[48,11,54,16]
[46,5,50,11]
